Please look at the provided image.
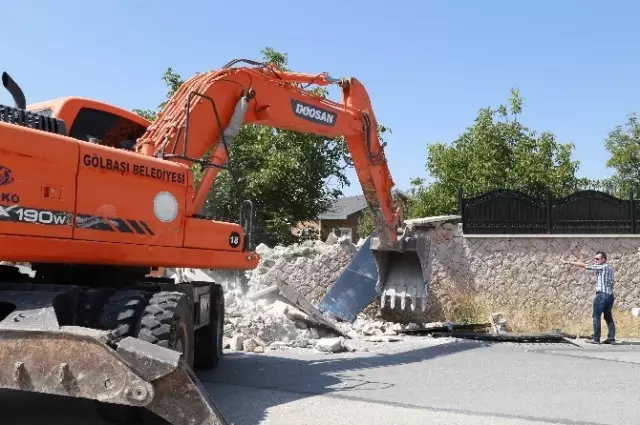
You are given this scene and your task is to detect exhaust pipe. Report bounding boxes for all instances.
[2,72,26,109]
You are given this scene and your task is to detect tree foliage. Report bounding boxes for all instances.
[602,112,640,196]
[134,48,356,246]
[357,208,375,239]
[132,68,184,122]
[409,89,585,217]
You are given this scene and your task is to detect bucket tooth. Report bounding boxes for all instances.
[410,287,418,311]
[14,361,26,385]
[398,288,406,310]
[388,288,396,309]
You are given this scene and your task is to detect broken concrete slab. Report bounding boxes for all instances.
[247,285,279,300]
[314,337,346,353]
[275,277,352,339]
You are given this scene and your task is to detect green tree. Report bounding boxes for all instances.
[357,208,375,239]
[409,89,586,217]
[603,112,640,197]
[134,48,362,246]
[132,68,184,122]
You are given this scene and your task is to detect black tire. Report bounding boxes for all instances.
[98,290,148,338]
[194,283,224,369]
[138,291,195,367]
[94,290,149,424]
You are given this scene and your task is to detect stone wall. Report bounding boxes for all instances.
[418,219,640,327]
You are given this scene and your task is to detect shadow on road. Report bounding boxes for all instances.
[198,339,492,425]
[0,338,490,425]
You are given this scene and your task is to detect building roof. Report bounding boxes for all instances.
[318,195,368,220]
[318,189,409,220]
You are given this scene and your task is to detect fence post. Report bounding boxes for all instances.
[546,191,552,234]
[458,186,463,216]
[630,188,636,234]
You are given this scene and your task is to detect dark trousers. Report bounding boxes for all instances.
[593,292,615,341]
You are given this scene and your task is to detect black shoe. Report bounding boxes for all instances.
[602,339,616,344]
[585,339,600,344]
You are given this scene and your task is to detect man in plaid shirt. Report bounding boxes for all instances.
[563,251,615,344]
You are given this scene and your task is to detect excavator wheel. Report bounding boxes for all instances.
[94,289,196,424]
[194,283,224,370]
[138,291,195,368]
[94,290,151,424]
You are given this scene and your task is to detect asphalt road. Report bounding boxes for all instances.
[2,336,639,425]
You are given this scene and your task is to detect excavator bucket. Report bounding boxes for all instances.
[319,219,438,322]
[371,227,432,312]
[0,288,229,425]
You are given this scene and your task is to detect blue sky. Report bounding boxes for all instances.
[3,1,639,196]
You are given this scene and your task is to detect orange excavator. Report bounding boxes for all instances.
[0,59,431,425]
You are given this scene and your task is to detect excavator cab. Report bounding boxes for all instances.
[26,98,151,152]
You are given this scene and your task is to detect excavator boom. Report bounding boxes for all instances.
[135,59,432,312]
[136,60,401,248]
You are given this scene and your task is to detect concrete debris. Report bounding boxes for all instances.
[230,335,245,351]
[406,322,420,331]
[314,337,347,353]
[489,312,508,334]
[166,237,419,353]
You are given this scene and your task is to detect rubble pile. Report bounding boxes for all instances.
[223,294,411,353]
[179,235,415,353]
[219,236,362,353]
[224,296,350,353]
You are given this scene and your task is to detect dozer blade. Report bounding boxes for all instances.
[0,326,229,425]
[319,225,433,322]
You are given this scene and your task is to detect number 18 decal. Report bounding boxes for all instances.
[229,231,241,248]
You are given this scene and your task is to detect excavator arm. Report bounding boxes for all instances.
[136,59,402,249]
[137,59,431,313]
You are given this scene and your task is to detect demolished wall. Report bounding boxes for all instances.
[168,235,407,353]
[172,217,640,349]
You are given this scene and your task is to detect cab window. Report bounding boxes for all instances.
[69,107,147,151]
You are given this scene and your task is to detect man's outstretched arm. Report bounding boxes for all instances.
[562,259,587,268]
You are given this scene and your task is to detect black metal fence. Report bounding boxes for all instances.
[459,187,640,234]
